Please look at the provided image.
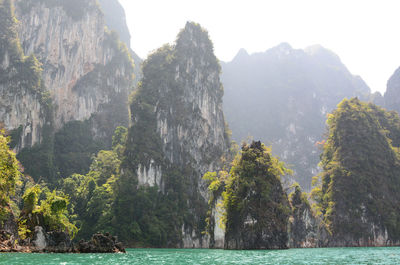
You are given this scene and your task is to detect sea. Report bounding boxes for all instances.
[1,247,399,264]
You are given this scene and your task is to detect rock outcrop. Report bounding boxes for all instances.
[221,44,371,190]
[30,227,125,253]
[75,233,125,253]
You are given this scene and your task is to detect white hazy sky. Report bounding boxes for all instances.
[119,0,400,93]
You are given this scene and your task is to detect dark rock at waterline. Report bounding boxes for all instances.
[76,233,125,253]
[46,231,74,253]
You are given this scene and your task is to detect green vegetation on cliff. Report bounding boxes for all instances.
[59,126,127,240]
[312,98,400,245]
[18,184,77,239]
[0,129,76,243]
[224,141,291,249]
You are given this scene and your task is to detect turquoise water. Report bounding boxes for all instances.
[1,247,399,264]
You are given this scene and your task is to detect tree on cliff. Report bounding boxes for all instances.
[312,98,400,246]
[223,141,291,249]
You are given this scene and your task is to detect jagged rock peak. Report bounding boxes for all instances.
[232,48,250,62]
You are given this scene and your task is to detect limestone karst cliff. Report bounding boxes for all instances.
[221,44,370,190]
[114,22,230,247]
[0,0,136,181]
[14,0,134,133]
[0,0,51,150]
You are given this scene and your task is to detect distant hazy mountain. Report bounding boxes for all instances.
[384,67,400,113]
[221,43,370,190]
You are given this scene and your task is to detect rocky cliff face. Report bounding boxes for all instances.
[221,44,370,190]
[14,0,134,133]
[119,22,229,247]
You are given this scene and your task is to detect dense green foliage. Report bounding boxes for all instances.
[59,126,127,240]
[0,129,76,241]
[0,130,21,224]
[19,184,77,239]
[312,98,400,243]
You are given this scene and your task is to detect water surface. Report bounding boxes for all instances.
[1,247,399,264]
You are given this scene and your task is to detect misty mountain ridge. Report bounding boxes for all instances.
[221,42,371,190]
